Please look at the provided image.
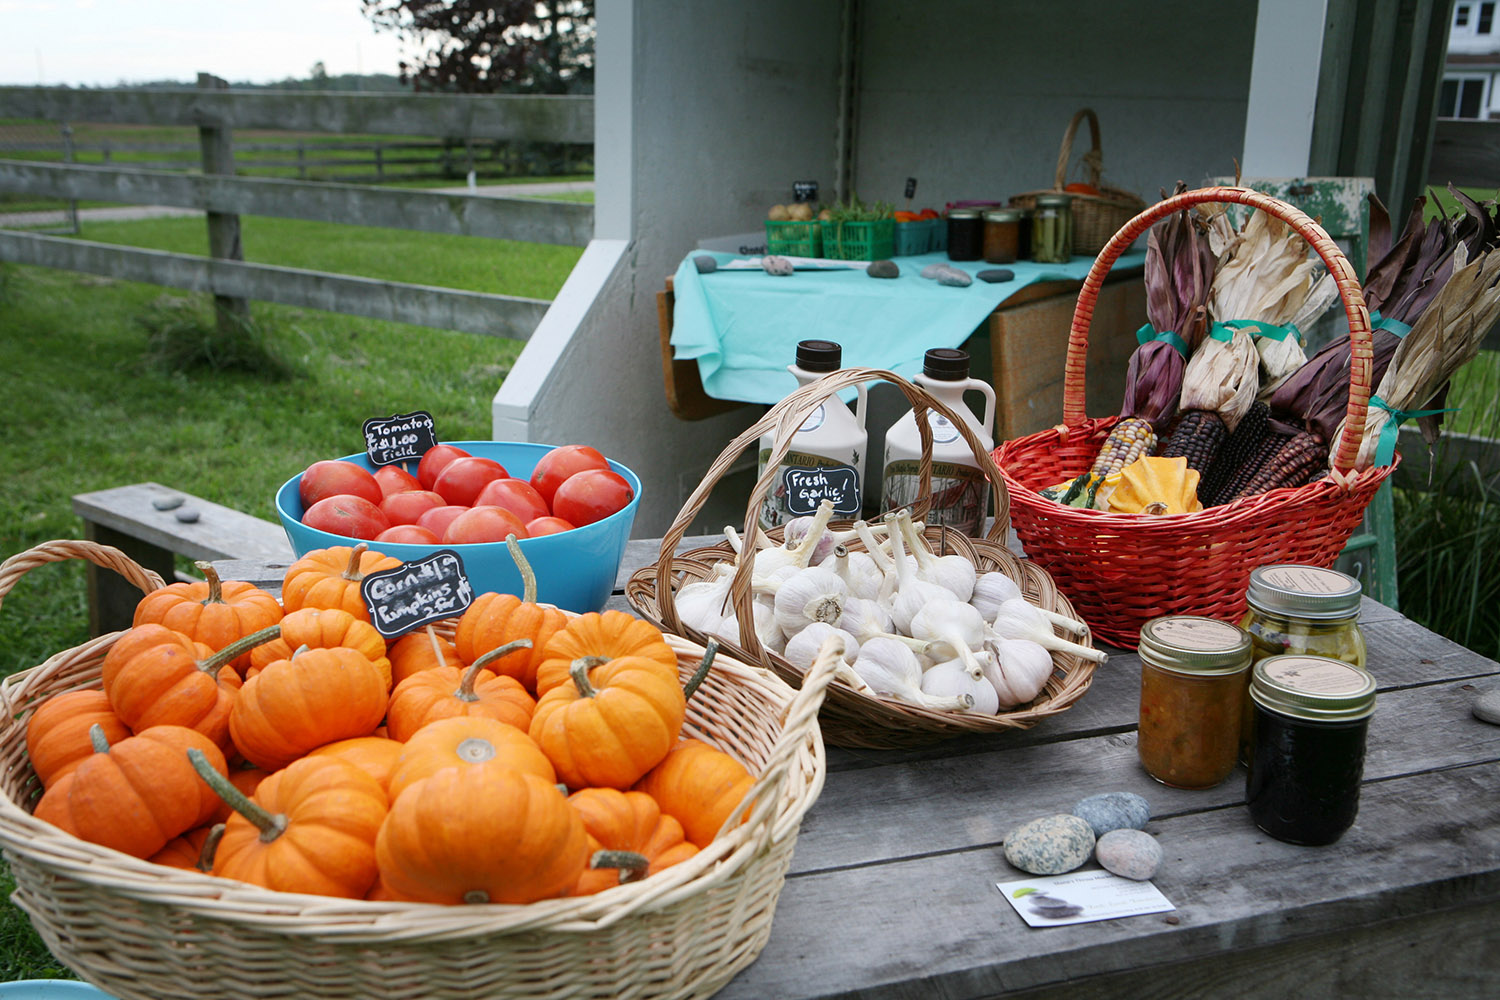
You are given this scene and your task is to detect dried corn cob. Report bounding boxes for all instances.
[1089,417,1157,478]
[1158,410,1227,476]
[1224,431,1326,502]
[1213,426,1288,506]
[1199,401,1270,505]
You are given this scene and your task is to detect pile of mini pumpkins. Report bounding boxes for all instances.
[26,542,754,904]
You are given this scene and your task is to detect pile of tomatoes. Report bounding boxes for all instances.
[297,444,634,545]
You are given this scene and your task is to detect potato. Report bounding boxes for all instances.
[818,208,833,221]
[787,202,814,222]
[768,204,790,221]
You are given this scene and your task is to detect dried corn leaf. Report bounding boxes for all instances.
[1209,211,1321,327]
[1120,339,1186,427]
[1143,180,1215,350]
[1180,327,1259,432]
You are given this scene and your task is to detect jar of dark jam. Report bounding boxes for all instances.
[1238,564,1366,762]
[1136,616,1251,790]
[1246,655,1376,846]
[946,209,984,262]
[982,209,1023,264]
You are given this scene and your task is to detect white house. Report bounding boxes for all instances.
[1444,1,1500,118]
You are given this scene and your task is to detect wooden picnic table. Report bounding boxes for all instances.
[213,537,1500,1000]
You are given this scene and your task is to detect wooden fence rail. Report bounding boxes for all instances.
[0,81,594,340]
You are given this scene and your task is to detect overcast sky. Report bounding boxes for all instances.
[0,0,410,86]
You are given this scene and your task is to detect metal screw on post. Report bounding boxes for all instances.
[196,71,250,340]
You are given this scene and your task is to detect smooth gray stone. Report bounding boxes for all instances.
[174,507,200,523]
[1003,814,1095,875]
[151,496,185,511]
[977,268,1016,283]
[920,263,949,279]
[762,255,795,276]
[1472,686,1500,725]
[936,267,972,287]
[867,259,900,279]
[1073,791,1151,837]
[1095,829,1164,881]
[693,255,717,273]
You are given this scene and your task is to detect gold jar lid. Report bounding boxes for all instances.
[947,208,982,220]
[983,209,1024,223]
[1250,655,1376,721]
[1034,193,1073,208]
[1138,616,1251,675]
[1247,564,1363,620]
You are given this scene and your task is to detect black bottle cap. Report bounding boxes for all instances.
[796,340,842,372]
[923,348,970,381]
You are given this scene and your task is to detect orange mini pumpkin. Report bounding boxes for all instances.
[228,646,388,771]
[453,537,568,693]
[376,765,587,904]
[389,626,463,687]
[191,750,388,899]
[387,716,554,802]
[280,544,401,624]
[568,788,699,896]
[384,639,536,741]
[534,611,677,695]
[635,738,755,847]
[25,689,132,788]
[34,724,228,859]
[247,606,392,689]
[132,562,283,673]
[307,736,405,796]
[529,655,686,790]
[148,824,223,872]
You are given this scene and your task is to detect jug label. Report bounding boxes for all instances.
[757,449,861,528]
[927,412,961,445]
[881,459,987,537]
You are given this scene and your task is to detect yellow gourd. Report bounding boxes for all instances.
[1100,456,1203,515]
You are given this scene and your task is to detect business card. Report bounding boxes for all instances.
[996,869,1174,927]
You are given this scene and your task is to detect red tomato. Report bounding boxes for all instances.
[376,524,441,545]
[379,490,446,526]
[474,478,550,524]
[417,444,472,491]
[442,505,530,544]
[300,461,382,508]
[431,457,510,508]
[529,445,610,506]
[416,505,470,539]
[373,464,422,497]
[525,515,576,536]
[551,470,634,527]
[302,494,390,540]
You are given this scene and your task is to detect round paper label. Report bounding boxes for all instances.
[1151,616,1244,651]
[1264,656,1369,694]
[1261,565,1354,595]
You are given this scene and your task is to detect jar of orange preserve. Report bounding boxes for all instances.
[1136,615,1252,789]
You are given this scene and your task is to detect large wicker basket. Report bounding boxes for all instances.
[1009,107,1146,256]
[0,539,835,1000]
[993,186,1398,649]
[625,368,1099,750]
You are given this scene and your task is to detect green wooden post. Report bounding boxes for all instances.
[196,72,250,338]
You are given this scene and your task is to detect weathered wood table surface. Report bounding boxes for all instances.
[215,537,1500,1000]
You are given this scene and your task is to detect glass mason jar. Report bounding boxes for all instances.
[1030,194,1073,263]
[946,209,984,262]
[1246,655,1376,846]
[1239,564,1366,761]
[1137,616,1252,790]
[982,209,1024,264]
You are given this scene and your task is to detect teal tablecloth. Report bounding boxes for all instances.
[670,249,1147,405]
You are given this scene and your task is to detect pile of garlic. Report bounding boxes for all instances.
[673,501,1106,716]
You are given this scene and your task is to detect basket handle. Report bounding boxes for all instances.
[0,539,165,616]
[1052,108,1103,192]
[653,368,1011,661]
[1061,185,1373,475]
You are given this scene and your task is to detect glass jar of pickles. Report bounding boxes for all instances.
[1030,194,1073,263]
[1137,616,1252,790]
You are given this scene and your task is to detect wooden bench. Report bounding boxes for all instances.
[72,482,295,635]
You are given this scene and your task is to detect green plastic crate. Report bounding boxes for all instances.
[765,220,823,257]
[820,218,896,261]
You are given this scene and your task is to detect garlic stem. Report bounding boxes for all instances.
[990,598,1106,663]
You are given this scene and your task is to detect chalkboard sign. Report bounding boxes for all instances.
[360,550,476,639]
[904,176,918,199]
[782,465,861,517]
[793,180,819,203]
[364,411,439,467]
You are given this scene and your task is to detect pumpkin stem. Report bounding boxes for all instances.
[187,748,288,843]
[682,638,718,703]
[462,889,490,904]
[465,639,534,699]
[454,737,497,763]
[342,543,369,582]
[590,849,651,884]
[88,723,111,754]
[290,644,312,659]
[569,656,610,699]
[193,561,227,606]
[200,623,283,675]
[198,823,226,872]
[504,534,538,605]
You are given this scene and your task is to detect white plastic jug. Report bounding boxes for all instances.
[757,340,868,531]
[880,348,996,537]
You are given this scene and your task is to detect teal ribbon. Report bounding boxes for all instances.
[1368,394,1460,466]
[1370,310,1412,338]
[1134,323,1189,358]
[1222,318,1303,345]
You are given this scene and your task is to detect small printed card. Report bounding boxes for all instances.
[996,869,1174,928]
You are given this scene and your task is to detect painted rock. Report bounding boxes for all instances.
[1003,814,1095,875]
[936,267,972,288]
[920,263,949,279]
[761,255,795,276]
[1472,686,1500,725]
[867,259,900,278]
[1095,828,1163,881]
[977,268,1015,283]
[693,255,718,274]
[1073,792,1151,838]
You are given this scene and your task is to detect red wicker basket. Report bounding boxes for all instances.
[992,186,1397,649]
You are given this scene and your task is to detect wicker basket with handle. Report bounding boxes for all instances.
[1009,107,1146,256]
[625,367,1099,750]
[0,539,835,1000]
[992,186,1398,649]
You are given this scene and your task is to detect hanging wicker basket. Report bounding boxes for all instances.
[1009,107,1146,256]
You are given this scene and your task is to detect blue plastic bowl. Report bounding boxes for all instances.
[275,441,641,614]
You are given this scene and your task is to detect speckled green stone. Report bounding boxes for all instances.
[1004,814,1096,875]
